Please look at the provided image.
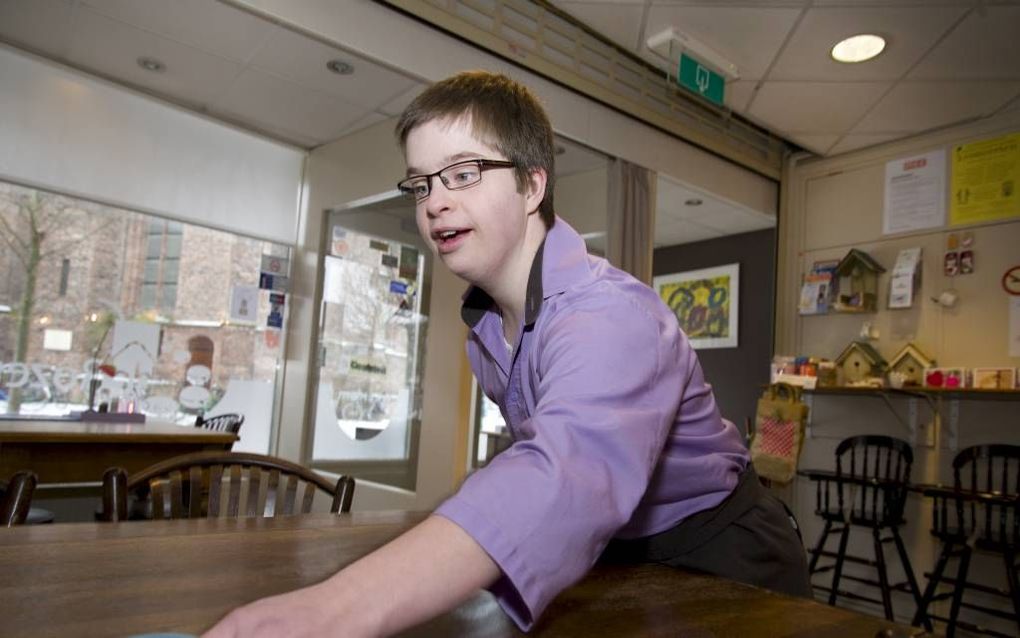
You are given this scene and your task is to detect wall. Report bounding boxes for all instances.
[554,166,608,237]
[0,44,305,244]
[776,109,1020,626]
[653,229,776,431]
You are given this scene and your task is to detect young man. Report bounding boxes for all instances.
[205,71,808,638]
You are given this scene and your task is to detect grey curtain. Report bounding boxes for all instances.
[606,158,656,285]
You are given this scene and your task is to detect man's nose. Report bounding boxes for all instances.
[425,176,454,216]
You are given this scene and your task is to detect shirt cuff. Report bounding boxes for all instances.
[435,497,540,631]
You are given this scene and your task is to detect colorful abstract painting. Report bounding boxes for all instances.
[653,263,739,349]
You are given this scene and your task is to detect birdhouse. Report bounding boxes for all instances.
[833,249,886,313]
[887,343,935,387]
[835,341,887,385]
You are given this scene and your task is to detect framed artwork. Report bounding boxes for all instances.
[653,263,739,349]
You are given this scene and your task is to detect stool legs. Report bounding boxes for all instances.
[947,545,973,638]
[1006,549,1020,637]
[808,520,832,574]
[873,527,894,620]
[829,523,851,606]
[890,527,931,631]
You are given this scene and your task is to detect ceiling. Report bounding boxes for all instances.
[0,0,773,246]
[551,0,1020,156]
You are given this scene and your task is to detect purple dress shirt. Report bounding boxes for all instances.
[435,217,749,630]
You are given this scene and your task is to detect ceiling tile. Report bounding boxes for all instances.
[695,209,774,235]
[249,27,418,111]
[827,132,905,156]
[642,6,801,80]
[80,0,274,63]
[654,219,724,248]
[769,6,966,81]
[337,111,389,140]
[724,79,757,113]
[854,80,1020,133]
[213,69,367,145]
[379,83,426,117]
[554,1,646,50]
[749,81,889,133]
[786,133,840,155]
[910,6,1020,80]
[66,8,243,108]
[555,137,608,177]
[0,0,76,59]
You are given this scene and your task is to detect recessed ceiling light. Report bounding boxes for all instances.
[831,34,886,63]
[136,56,166,73]
[684,198,703,207]
[326,59,355,75]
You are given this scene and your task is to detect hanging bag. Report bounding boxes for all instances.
[749,383,809,484]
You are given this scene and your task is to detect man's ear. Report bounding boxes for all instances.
[524,167,547,215]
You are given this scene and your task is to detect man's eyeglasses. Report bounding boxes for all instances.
[397,159,515,202]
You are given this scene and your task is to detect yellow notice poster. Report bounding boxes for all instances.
[949,132,1020,226]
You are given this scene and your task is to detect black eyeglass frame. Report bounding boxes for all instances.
[397,159,516,202]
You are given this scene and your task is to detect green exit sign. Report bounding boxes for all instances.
[677,53,725,107]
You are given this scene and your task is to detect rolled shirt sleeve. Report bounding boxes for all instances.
[435,286,687,629]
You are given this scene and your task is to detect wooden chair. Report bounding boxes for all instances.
[195,412,244,434]
[913,444,1020,637]
[800,435,928,628]
[100,451,354,521]
[1,470,38,527]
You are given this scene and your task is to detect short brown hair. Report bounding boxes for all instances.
[396,71,556,228]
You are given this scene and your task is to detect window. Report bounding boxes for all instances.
[0,181,290,454]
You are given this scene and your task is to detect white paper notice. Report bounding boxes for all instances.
[889,247,922,309]
[229,285,259,324]
[884,150,946,235]
[1010,297,1020,358]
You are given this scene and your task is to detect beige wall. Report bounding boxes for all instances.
[554,166,608,236]
[776,110,1020,625]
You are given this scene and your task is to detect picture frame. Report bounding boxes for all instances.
[653,263,739,349]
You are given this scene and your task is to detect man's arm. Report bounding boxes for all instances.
[202,515,500,638]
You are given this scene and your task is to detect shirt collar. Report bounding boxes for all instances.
[460,217,594,329]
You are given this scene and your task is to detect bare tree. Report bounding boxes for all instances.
[0,189,106,412]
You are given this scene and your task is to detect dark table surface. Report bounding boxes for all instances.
[0,510,934,637]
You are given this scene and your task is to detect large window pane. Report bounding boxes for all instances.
[0,181,290,454]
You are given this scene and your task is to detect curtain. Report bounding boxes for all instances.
[606,158,656,285]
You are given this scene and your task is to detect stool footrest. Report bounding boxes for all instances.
[921,572,1013,599]
[812,584,884,608]
[926,612,1016,638]
[809,549,877,568]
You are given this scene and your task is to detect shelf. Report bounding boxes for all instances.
[803,386,1020,402]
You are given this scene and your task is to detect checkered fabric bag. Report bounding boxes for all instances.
[750,383,809,484]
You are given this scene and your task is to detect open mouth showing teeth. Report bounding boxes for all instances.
[436,229,467,241]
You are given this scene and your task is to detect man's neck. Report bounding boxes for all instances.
[484,219,546,346]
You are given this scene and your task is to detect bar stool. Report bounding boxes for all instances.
[800,435,928,628]
[913,444,1020,637]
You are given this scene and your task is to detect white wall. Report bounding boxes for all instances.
[0,44,305,244]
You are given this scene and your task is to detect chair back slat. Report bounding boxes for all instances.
[301,482,316,514]
[833,435,912,526]
[246,466,263,517]
[169,470,184,518]
[282,474,299,516]
[207,464,223,518]
[227,465,242,517]
[188,467,203,518]
[101,451,356,522]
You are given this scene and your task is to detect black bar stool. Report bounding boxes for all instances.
[800,435,928,628]
[913,444,1020,638]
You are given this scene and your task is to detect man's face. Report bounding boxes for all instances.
[404,116,541,290]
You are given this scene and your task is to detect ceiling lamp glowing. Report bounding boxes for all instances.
[831,34,886,63]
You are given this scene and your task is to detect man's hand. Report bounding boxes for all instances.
[203,577,371,638]
[202,515,499,638]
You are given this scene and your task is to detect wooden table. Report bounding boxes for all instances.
[0,511,934,637]
[0,420,237,483]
